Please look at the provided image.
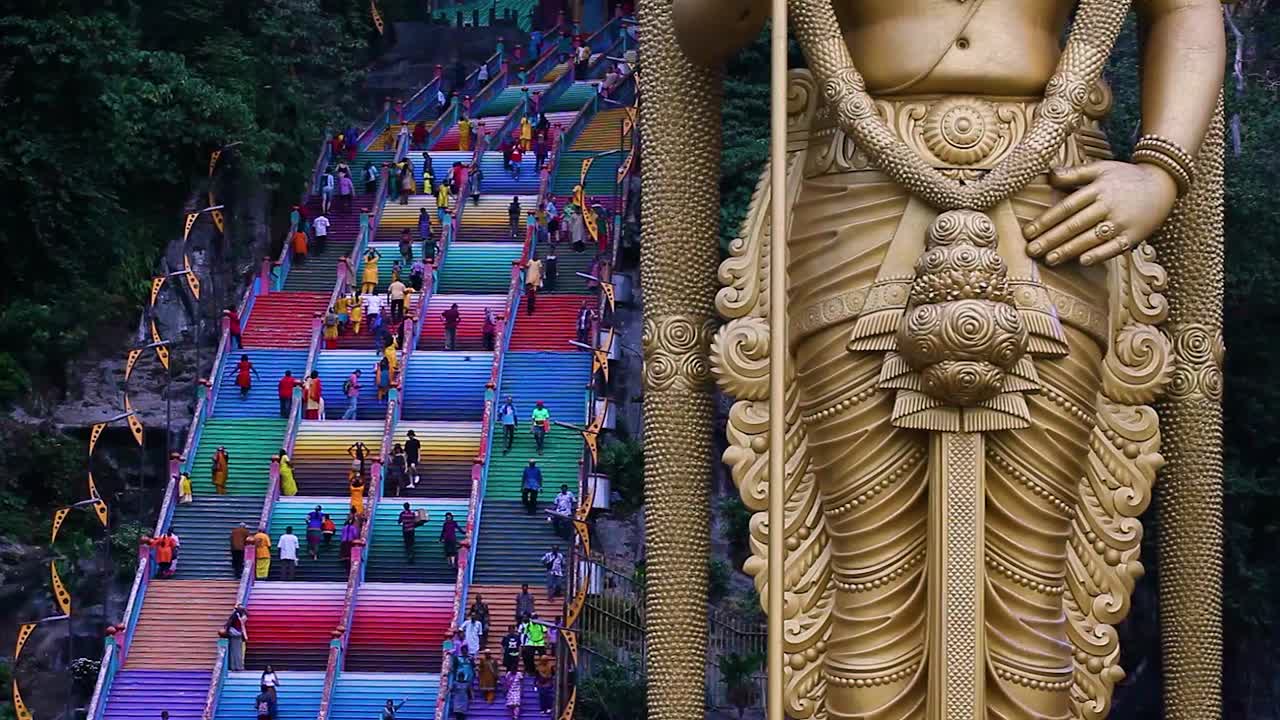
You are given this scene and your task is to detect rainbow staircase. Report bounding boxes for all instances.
[244,582,346,669]
[212,672,324,720]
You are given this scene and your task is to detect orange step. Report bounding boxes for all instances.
[465,584,564,651]
[124,580,240,669]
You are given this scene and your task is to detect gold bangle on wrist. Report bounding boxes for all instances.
[1132,134,1196,195]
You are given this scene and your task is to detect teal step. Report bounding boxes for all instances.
[189,418,288,496]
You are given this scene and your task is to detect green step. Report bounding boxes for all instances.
[483,427,580,501]
[552,151,621,197]
[436,243,522,294]
[189,418,288,496]
[364,498,471,584]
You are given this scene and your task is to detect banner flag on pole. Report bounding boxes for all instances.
[371,0,385,34]
[51,507,71,545]
[209,150,222,177]
[51,562,71,615]
[149,276,166,308]
[211,208,225,234]
[124,398,144,447]
[184,255,202,299]
[183,213,198,243]
[125,348,143,382]
[12,679,32,720]
[92,499,109,528]
[89,423,106,456]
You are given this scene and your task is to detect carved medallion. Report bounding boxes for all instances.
[920,98,1001,166]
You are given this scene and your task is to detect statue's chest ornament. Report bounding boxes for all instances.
[858,209,1069,433]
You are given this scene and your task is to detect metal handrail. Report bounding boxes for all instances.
[314,128,409,720]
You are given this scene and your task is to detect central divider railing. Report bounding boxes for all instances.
[86,122,352,720]
[198,128,404,720]
[311,128,412,720]
[434,77,586,719]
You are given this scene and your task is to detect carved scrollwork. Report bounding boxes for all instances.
[642,315,717,392]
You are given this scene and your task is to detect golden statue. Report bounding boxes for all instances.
[635,1,1226,719]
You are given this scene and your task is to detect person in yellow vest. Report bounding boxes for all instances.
[212,447,229,494]
[252,527,272,579]
[361,248,380,295]
[348,471,366,517]
[178,472,193,504]
[383,341,399,379]
[278,451,297,496]
[519,115,533,152]
[436,181,451,224]
[458,116,473,152]
[350,294,365,335]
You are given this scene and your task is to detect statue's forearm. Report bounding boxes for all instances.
[671,0,769,66]
[1137,0,1226,155]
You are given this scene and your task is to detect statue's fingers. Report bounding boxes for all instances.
[1080,236,1134,266]
[1026,202,1108,257]
[1046,224,1121,266]
[1023,187,1098,240]
[1047,163,1105,190]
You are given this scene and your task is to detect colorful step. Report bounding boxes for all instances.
[344,583,454,672]
[392,422,482,499]
[532,237,603,295]
[494,352,591,423]
[244,581,346,670]
[471,500,565,587]
[189,418,287,496]
[314,350,392,421]
[506,295,595,350]
[265,497,352,582]
[482,424,582,503]
[465,152,543,197]
[212,671,324,720]
[454,195,538,244]
[400,352,493,422]
[419,295,508,351]
[570,108,634,152]
[213,350,308,419]
[240,292,331,349]
[465,585,564,649]
[363,499,470,584]
[436,243,523,294]
[330,673,439,720]
[552,150,622,196]
[123,579,239,669]
[292,420,385,497]
[169,495,266,580]
[101,669,209,720]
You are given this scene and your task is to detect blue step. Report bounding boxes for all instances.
[497,352,592,424]
[214,350,310,419]
[314,350,391,420]
[102,669,210,720]
[400,352,493,422]
[213,672,324,720]
[330,673,440,720]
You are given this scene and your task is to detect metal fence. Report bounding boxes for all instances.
[571,553,768,712]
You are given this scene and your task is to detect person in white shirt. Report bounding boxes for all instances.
[387,278,408,324]
[540,546,564,599]
[277,526,300,581]
[311,213,330,256]
[460,610,484,656]
[320,171,335,213]
[551,484,575,538]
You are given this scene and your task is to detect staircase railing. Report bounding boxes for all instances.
[481,63,577,167]
[423,55,511,152]
[435,89,579,720]
[87,136,331,720]
[312,129,409,720]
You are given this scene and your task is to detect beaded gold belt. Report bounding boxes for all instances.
[803,92,1114,179]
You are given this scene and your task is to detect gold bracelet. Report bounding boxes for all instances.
[1133,135,1196,195]
[1131,149,1192,196]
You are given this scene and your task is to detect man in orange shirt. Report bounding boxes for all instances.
[150,530,178,577]
[291,227,309,264]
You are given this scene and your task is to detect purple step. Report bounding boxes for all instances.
[102,669,210,720]
[464,677,545,719]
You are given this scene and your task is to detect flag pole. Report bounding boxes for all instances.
[768,3,788,720]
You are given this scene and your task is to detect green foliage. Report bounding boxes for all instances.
[0,424,84,543]
[718,651,764,718]
[575,662,648,720]
[708,557,731,602]
[0,1,374,398]
[598,437,644,514]
[111,521,150,580]
[716,495,752,554]
[0,660,15,720]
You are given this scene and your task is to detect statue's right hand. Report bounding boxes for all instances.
[673,0,770,66]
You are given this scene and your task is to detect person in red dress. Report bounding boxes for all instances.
[234,355,260,399]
